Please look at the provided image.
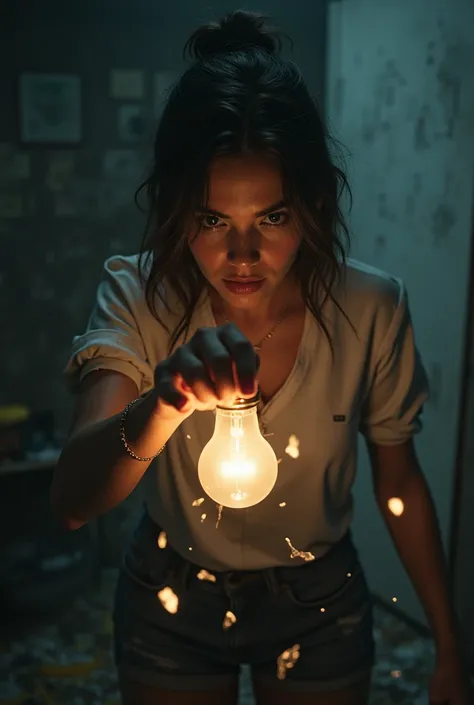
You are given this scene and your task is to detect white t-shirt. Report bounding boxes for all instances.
[64,254,429,571]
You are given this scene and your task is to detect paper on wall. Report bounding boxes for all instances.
[19,73,81,143]
[0,192,23,217]
[0,143,30,181]
[54,178,133,218]
[103,149,142,180]
[54,191,78,217]
[54,179,101,217]
[117,104,147,142]
[46,152,75,192]
[110,70,144,99]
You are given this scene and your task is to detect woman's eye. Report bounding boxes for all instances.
[201,214,224,229]
[198,210,289,231]
[262,211,289,226]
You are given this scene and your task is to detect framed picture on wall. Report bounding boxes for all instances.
[19,73,82,144]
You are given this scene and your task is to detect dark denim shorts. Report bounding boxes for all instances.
[113,512,375,694]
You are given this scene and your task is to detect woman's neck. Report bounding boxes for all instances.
[210,279,303,330]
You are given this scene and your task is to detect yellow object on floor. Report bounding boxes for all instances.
[39,656,102,677]
[0,405,30,424]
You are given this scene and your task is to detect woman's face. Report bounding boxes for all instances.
[189,153,301,311]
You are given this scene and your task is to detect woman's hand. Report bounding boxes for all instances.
[429,646,474,705]
[152,322,259,422]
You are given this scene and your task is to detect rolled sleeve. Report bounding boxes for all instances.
[64,256,154,394]
[360,284,430,446]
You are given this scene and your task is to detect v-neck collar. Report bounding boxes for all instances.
[202,293,312,425]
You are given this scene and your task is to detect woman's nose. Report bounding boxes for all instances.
[227,248,260,267]
[226,229,261,267]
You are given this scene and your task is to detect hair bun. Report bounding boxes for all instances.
[184,10,283,61]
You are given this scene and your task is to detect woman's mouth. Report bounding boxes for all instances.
[222,279,265,295]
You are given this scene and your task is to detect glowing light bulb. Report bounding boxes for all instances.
[198,391,278,509]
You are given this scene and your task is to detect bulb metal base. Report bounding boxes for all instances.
[216,388,261,411]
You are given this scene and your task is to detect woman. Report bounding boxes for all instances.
[51,10,472,705]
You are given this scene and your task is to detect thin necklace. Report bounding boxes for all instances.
[223,304,290,351]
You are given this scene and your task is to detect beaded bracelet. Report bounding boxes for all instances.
[120,398,166,462]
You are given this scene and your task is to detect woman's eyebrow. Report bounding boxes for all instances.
[197,200,287,219]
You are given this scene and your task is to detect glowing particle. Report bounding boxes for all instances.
[391,670,402,679]
[186,434,191,439]
[188,546,193,551]
[200,513,207,522]
[277,644,300,680]
[279,502,287,507]
[157,531,167,549]
[285,434,300,459]
[197,569,216,583]
[216,504,223,529]
[347,572,352,578]
[285,537,315,562]
[192,497,205,507]
[223,610,237,630]
[157,586,179,614]
[320,607,325,613]
[392,596,398,603]
[388,497,404,516]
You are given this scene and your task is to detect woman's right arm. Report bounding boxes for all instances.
[52,320,259,530]
[50,369,183,530]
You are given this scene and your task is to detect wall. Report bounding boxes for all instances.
[326,0,474,629]
[0,3,158,430]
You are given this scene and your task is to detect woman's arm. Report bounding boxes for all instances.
[50,370,182,529]
[369,439,459,652]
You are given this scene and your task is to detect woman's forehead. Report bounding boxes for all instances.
[206,154,284,210]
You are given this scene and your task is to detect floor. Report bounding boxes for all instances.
[0,570,437,705]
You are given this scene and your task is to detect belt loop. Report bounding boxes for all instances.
[263,567,280,597]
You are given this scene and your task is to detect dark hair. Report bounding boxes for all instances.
[137,9,351,355]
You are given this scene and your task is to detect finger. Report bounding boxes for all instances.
[155,369,190,412]
[219,323,258,396]
[174,373,217,412]
[191,328,236,401]
[168,345,218,404]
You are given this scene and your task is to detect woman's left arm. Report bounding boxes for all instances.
[359,275,473,701]
[369,439,473,703]
[368,438,458,650]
